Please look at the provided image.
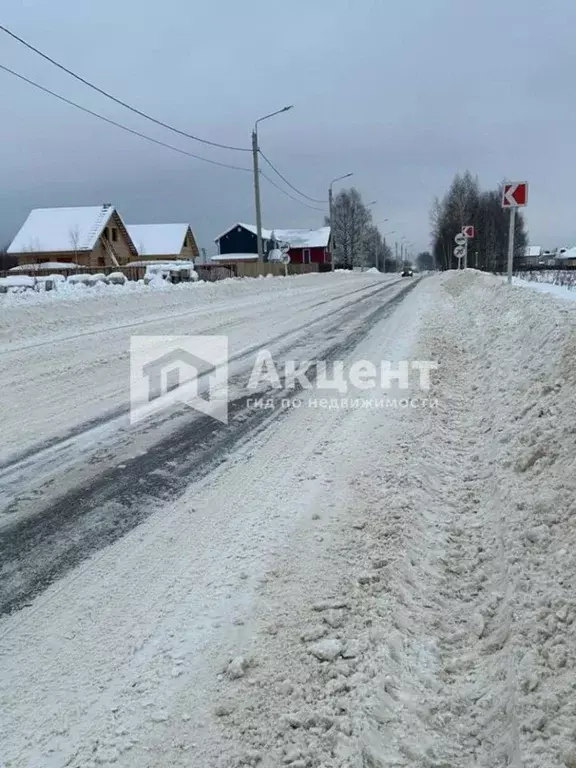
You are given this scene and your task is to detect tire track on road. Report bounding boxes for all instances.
[0,279,419,616]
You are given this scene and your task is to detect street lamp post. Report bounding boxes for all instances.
[329,172,353,271]
[252,106,293,262]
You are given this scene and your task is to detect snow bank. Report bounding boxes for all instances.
[202,270,576,766]
[0,271,384,346]
[0,275,36,289]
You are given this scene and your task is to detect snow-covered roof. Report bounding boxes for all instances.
[211,253,258,262]
[272,227,331,249]
[127,224,192,257]
[7,205,117,254]
[215,223,330,249]
[557,247,576,260]
[9,261,80,272]
[525,246,542,257]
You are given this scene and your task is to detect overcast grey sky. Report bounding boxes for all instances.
[1,0,576,254]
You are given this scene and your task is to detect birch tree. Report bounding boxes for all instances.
[326,188,372,268]
[431,172,528,272]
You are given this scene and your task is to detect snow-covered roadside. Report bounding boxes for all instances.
[513,276,576,302]
[0,272,384,349]
[192,270,576,767]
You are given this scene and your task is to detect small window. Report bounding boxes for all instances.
[103,227,109,240]
[303,248,311,264]
[112,228,118,242]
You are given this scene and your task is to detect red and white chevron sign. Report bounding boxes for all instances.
[502,182,528,208]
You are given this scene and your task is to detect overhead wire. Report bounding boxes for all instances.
[260,171,328,212]
[0,23,251,152]
[258,149,327,204]
[1,23,331,212]
[0,63,328,212]
[0,63,253,172]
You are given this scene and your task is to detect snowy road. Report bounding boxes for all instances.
[0,273,413,614]
[1,271,575,768]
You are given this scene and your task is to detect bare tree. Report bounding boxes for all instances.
[325,188,372,268]
[431,171,527,272]
[362,225,394,270]
[416,251,435,271]
[69,226,81,266]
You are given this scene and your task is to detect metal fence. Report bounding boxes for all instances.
[514,268,576,289]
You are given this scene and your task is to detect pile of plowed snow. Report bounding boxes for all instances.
[205,270,576,767]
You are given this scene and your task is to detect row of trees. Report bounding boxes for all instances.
[326,188,396,270]
[430,171,528,271]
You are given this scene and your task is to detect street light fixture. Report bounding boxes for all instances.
[329,173,354,271]
[252,105,294,262]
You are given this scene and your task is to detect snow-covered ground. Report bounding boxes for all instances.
[1,270,575,767]
[513,275,576,302]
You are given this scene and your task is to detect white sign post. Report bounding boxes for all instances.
[454,233,466,268]
[280,242,290,277]
[461,226,475,268]
[502,182,528,284]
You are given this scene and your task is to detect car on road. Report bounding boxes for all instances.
[401,268,413,277]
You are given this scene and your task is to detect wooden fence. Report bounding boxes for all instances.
[0,262,320,282]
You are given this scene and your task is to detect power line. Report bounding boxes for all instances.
[260,170,328,212]
[0,63,252,173]
[0,59,328,211]
[0,23,251,153]
[259,149,327,204]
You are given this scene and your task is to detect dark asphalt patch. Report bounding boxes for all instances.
[0,279,420,615]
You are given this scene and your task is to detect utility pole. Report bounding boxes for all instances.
[252,106,294,264]
[252,128,263,262]
[328,186,334,270]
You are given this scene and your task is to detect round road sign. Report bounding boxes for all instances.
[454,233,467,246]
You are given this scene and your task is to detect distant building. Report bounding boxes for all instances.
[214,223,331,265]
[557,247,576,268]
[7,204,137,268]
[126,223,199,262]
